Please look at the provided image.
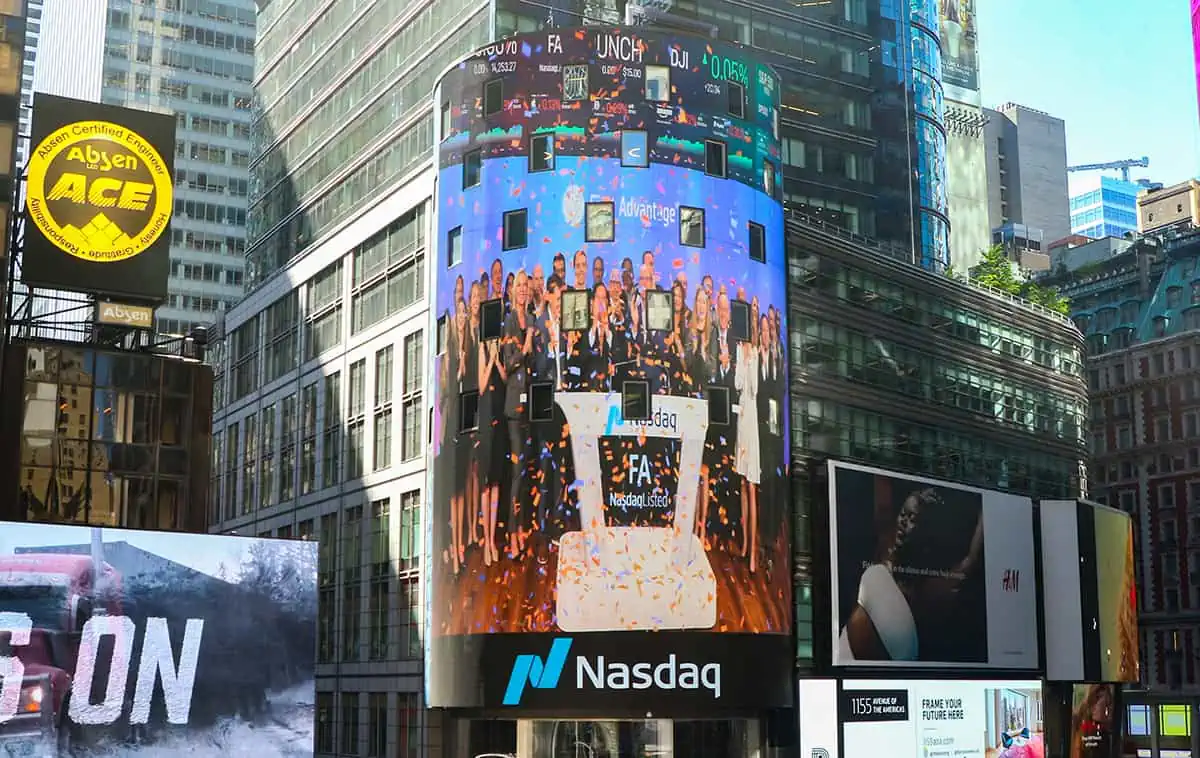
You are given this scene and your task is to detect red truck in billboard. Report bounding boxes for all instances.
[0,552,121,757]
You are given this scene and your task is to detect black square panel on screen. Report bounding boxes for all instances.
[730,299,750,342]
[479,298,504,342]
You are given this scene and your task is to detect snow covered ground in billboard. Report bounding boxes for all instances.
[76,682,315,757]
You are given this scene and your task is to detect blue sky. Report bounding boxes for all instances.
[977,0,1199,193]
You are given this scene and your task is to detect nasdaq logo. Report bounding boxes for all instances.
[502,638,573,706]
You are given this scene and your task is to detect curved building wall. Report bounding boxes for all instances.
[910,0,951,272]
[427,28,792,715]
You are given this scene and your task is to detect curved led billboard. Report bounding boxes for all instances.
[427,27,790,713]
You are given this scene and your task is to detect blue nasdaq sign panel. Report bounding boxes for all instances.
[427,28,791,715]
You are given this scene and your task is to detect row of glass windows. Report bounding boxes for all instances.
[1070,187,1139,212]
[314,690,421,758]
[245,108,435,288]
[790,315,1087,443]
[175,140,251,168]
[250,0,481,203]
[216,336,424,516]
[781,137,875,183]
[246,15,486,283]
[255,0,414,133]
[257,0,339,65]
[792,397,1082,504]
[230,210,427,405]
[1071,206,1136,229]
[120,0,256,27]
[790,256,1086,378]
[170,228,246,257]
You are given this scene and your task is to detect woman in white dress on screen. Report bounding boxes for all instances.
[734,300,761,573]
[837,487,984,662]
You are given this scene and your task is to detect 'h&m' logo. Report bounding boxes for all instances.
[1002,569,1021,593]
[502,637,574,706]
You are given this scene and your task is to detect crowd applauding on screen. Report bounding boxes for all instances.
[437,250,787,575]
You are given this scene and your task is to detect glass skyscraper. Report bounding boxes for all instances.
[1070,175,1142,240]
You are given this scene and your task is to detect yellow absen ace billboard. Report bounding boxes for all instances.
[22,94,174,303]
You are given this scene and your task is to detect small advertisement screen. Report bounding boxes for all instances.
[0,522,316,756]
[22,94,174,303]
[1068,684,1116,758]
[1040,500,1139,683]
[939,0,980,104]
[828,461,1038,670]
[840,680,1045,758]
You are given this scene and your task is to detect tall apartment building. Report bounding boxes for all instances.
[1070,175,1146,240]
[1042,227,1200,692]
[25,0,254,335]
[984,102,1071,243]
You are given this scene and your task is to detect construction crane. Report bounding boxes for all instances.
[1067,156,1149,182]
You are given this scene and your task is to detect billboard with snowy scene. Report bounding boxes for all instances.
[0,522,316,757]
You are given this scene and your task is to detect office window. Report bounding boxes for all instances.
[396,693,421,758]
[705,139,727,178]
[224,421,238,521]
[369,498,390,660]
[463,148,482,188]
[680,206,705,247]
[399,489,421,571]
[374,346,394,472]
[484,79,503,116]
[763,160,776,195]
[530,133,554,172]
[749,222,766,263]
[398,575,421,659]
[342,506,363,662]
[340,692,360,755]
[316,693,335,753]
[300,383,318,495]
[447,226,462,268]
[402,331,424,461]
[259,404,276,508]
[727,81,745,119]
[585,201,614,242]
[368,693,388,757]
[279,394,297,501]
[439,100,451,139]
[319,515,338,662]
[322,372,341,489]
[348,360,366,479]
[503,209,528,250]
[240,413,256,515]
[645,64,669,101]
[317,513,337,663]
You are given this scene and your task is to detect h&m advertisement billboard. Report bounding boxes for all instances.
[22,94,174,304]
[427,28,791,714]
[827,460,1039,671]
[0,522,316,756]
